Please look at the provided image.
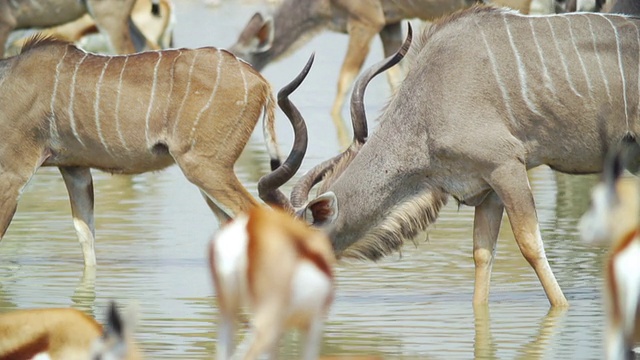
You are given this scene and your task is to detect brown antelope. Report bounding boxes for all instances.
[229,0,555,120]
[0,0,155,57]
[9,0,175,54]
[209,55,336,360]
[580,150,640,360]
[0,303,141,360]
[0,36,283,267]
[258,5,640,308]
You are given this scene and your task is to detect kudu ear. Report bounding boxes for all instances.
[303,192,338,227]
[603,149,624,189]
[237,13,274,53]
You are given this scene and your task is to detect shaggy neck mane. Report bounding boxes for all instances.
[341,185,449,260]
[20,34,71,54]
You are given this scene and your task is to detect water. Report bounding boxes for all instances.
[0,1,615,359]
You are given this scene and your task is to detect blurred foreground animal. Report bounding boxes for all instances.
[9,0,175,54]
[0,0,158,57]
[0,302,140,360]
[210,58,335,360]
[580,151,640,360]
[0,36,283,267]
[229,0,555,118]
[209,205,335,360]
[258,5,640,308]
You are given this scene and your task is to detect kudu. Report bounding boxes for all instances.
[229,0,554,120]
[260,5,640,307]
[0,0,156,57]
[9,0,175,54]
[0,36,283,266]
[580,151,640,360]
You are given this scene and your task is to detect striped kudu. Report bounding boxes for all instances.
[580,151,640,360]
[261,6,640,307]
[228,0,555,122]
[0,0,156,57]
[0,36,283,267]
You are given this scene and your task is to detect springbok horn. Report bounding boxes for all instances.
[258,53,314,211]
[290,24,413,207]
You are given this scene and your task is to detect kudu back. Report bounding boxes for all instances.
[260,6,640,307]
[0,36,282,266]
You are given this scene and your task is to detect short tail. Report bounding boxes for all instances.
[263,90,283,170]
[151,0,161,17]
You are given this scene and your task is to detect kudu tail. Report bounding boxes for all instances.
[263,90,283,171]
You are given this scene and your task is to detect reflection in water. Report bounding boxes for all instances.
[0,1,615,359]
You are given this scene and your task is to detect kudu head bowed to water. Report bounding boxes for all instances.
[257,25,413,221]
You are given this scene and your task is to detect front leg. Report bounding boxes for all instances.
[0,4,17,58]
[60,167,96,267]
[472,191,504,306]
[86,0,137,54]
[489,162,568,307]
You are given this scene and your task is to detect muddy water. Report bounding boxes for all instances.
[0,1,613,359]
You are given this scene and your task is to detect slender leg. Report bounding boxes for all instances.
[330,19,384,118]
[472,191,504,305]
[60,167,96,267]
[301,318,324,360]
[240,311,283,360]
[174,155,259,221]
[217,313,236,360]
[489,162,568,307]
[0,6,17,58]
[86,0,137,54]
[379,22,405,92]
[0,172,33,240]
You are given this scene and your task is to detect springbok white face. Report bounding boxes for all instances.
[579,155,640,246]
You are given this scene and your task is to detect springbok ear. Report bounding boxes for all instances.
[603,150,624,188]
[237,13,274,53]
[303,192,338,226]
[105,301,124,339]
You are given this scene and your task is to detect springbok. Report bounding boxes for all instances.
[0,36,283,267]
[0,0,154,57]
[259,5,640,308]
[8,0,175,54]
[580,150,640,360]
[89,302,143,360]
[0,303,140,360]
[209,56,335,360]
[229,0,557,120]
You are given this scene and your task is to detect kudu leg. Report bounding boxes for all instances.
[175,157,259,221]
[60,167,96,267]
[330,17,384,117]
[0,8,17,58]
[86,0,137,54]
[0,172,33,241]
[379,22,405,93]
[472,191,504,306]
[489,163,568,307]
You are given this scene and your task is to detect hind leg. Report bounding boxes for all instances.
[174,154,259,222]
[489,161,568,307]
[60,167,96,267]
[473,191,504,306]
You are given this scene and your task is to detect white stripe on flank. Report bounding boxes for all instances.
[94,57,113,156]
[173,52,200,135]
[584,14,613,103]
[561,14,594,100]
[69,53,89,146]
[145,52,163,148]
[503,15,542,117]
[49,46,68,141]
[115,56,130,151]
[528,18,554,93]
[474,19,518,127]
[598,13,630,130]
[163,50,183,126]
[188,50,222,148]
[546,18,581,98]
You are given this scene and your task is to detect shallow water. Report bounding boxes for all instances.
[0,1,617,359]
